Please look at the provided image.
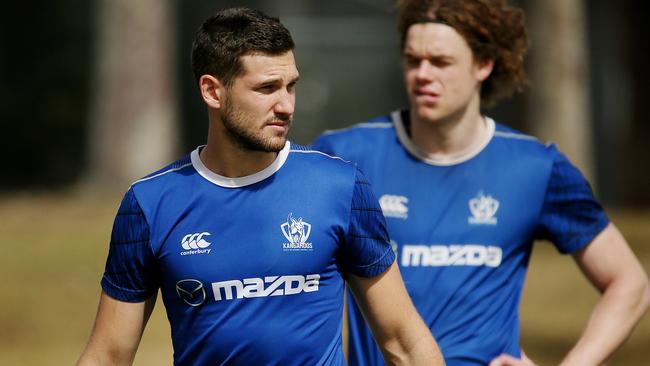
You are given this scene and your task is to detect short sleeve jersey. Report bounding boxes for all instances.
[312,110,609,366]
[101,141,395,366]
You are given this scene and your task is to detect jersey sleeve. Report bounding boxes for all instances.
[101,188,159,302]
[535,146,610,254]
[339,168,396,277]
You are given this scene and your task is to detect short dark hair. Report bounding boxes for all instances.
[191,7,295,88]
[397,0,529,107]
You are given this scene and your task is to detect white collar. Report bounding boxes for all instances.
[392,110,495,166]
[191,141,290,188]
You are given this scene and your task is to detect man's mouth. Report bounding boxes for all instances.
[414,88,441,103]
[265,119,291,133]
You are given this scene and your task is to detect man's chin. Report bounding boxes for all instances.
[255,135,287,153]
[271,138,288,152]
[414,106,446,124]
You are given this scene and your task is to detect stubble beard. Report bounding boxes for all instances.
[220,100,291,153]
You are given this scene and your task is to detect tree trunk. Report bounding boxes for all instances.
[527,0,594,183]
[86,0,178,190]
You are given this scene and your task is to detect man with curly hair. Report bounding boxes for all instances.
[313,1,649,365]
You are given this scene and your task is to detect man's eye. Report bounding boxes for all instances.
[432,59,451,68]
[405,57,420,67]
[258,85,275,92]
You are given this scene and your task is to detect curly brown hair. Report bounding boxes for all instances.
[397,0,529,107]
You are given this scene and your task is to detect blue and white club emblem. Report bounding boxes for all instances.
[281,213,313,251]
[468,191,499,225]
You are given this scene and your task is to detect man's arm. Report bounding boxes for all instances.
[347,261,445,366]
[77,291,156,366]
[491,223,650,366]
[560,223,650,365]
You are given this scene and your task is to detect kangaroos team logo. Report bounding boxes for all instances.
[468,191,499,225]
[281,213,313,251]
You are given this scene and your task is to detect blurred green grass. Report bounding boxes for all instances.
[0,194,648,365]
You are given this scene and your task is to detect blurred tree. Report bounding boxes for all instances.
[527,0,595,183]
[1,0,647,204]
[86,0,179,189]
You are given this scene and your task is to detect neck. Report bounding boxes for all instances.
[409,95,487,156]
[200,120,280,178]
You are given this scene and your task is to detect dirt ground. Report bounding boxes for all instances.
[0,193,648,365]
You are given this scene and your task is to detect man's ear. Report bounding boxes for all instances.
[475,58,495,82]
[199,75,224,109]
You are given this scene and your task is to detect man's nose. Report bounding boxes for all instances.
[274,89,295,116]
[415,59,435,81]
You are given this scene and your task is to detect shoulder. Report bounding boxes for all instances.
[316,113,395,140]
[287,143,362,187]
[490,120,563,161]
[128,153,194,202]
[492,122,541,146]
[132,154,193,187]
[289,142,354,169]
[490,120,596,195]
[311,111,398,158]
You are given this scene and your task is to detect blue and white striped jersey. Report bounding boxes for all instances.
[312,110,609,366]
[101,141,395,366]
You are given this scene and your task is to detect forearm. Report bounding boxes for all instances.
[77,323,142,366]
[381,323,445,366]
[374,282,444,365]
[77,292,154,366]
[77,342,137,366]
[347,263,445,366]
[560,276,650,366]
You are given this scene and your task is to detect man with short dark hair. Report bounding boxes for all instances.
[313,1,650,365]
[77,7,443,366]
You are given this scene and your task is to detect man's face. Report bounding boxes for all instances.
[220,51,299,152]
[403,23,491,124]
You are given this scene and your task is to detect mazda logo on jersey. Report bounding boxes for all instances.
[176,279,206,307]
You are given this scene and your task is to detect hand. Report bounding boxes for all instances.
[489,351,536,366]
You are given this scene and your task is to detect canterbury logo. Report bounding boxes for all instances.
[180,232,212,256]
[182,232,211,249]
[379,194,409,219]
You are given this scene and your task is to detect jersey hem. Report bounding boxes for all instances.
[558,218,610,254]
[350,247,396,278]
[101,277,155,303]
